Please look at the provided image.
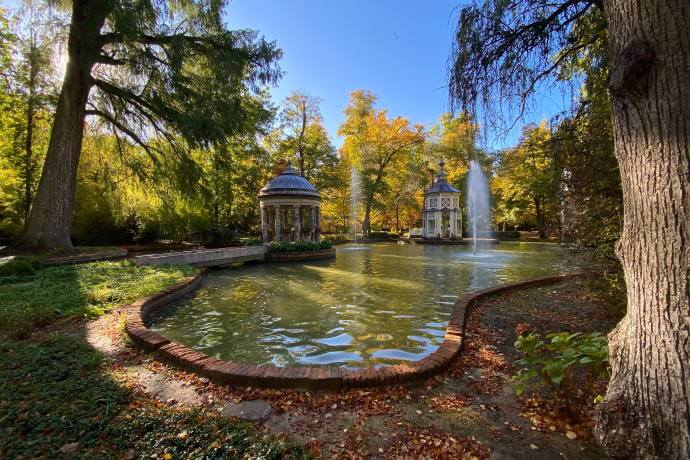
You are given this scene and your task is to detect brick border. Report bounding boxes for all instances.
[125,272,583,390]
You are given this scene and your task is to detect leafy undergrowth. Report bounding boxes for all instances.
[0,260,195,338]
[270,241,332,253]
[0,337,308,459]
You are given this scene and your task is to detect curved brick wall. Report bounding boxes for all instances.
[125,272,583,390]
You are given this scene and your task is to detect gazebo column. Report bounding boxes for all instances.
[450,209,456,237]
[315,206,321,242]
[459,208,463,238]
[261,206,268,241]
[293,206,301,241]
[310,205,316,241]
[274,205,281,242]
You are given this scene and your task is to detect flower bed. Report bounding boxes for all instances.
[269,240,332,253]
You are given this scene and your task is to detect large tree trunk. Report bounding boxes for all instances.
[22,62,36,222]
[19,0,107,253]
[594,1,690,457]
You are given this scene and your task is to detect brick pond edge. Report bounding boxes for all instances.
[124,272,584,390]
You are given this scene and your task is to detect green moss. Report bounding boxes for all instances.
[0,260,195,338]
[0,337,308,459]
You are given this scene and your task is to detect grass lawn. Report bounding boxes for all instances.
[0,336,308,459]
[0,260,195,339]
[0,260,309,458]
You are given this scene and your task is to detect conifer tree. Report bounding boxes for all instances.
[20,0,282,252]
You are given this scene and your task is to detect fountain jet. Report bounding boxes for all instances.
[350,165,361,243]
[466,160,491,254]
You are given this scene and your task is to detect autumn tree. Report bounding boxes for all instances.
[425,112,487,231]
[267,91,337,189]
[494,122,559,238]
[449,1,689,456]
[338,90,424,234]
[19,0,281,253]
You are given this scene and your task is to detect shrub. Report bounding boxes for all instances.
[242,238,264,246]
[512,331,608,412]
[270,240,332,253]
[322,234,350,244]
[584,262,627,318]
[364,231,399,240]
[0,257,40,278]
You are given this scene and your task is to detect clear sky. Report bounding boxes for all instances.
[225,0,570,150]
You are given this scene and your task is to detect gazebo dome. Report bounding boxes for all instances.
[259,164,320,198]
[258,163,322,243]
[426,160,460,195]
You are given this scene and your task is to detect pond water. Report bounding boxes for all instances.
[149,242,568,368]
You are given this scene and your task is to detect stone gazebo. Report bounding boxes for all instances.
[422,160,462,239]
[259,163,321,242]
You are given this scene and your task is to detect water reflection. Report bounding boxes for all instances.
[149,242,567,367]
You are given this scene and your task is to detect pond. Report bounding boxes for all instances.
[148,242,568,368]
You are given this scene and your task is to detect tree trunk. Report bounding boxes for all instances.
[363,201,372,235]
[594,1,690,457]
[22,46,37,222]
[534,197,546,238]
[19,0,107,253]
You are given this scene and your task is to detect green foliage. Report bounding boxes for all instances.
[493,122,560,236]
[338,90,424,234]
[513,332,609,403]
[583,261,627,318]
[113,408,308,459]
[0,256,39,278]
[363,231,399,240]
[242,237,264,246]
[0,337,308,458]
[322,234,350,244]
[270,240,332,253]
[0,260,194,338]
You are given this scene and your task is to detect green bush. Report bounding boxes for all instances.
[0,257,40,278]
[270,240,332,253]
[322,234,350,244]
[584,262,627,318]
[242,238,264,246]
[364,231,399,240]
[512,331,608,409]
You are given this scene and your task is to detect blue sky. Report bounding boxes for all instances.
[225,0,571,150]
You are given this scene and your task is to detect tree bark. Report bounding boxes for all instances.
[19,0,108,253]
[534,197,546,239]
[594,1,690,457]
[363,200,372,235]
[22,59,36,222]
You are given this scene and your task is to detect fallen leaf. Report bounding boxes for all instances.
[59,443,79,454]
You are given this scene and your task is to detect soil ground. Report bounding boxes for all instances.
[54,277,618,459]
